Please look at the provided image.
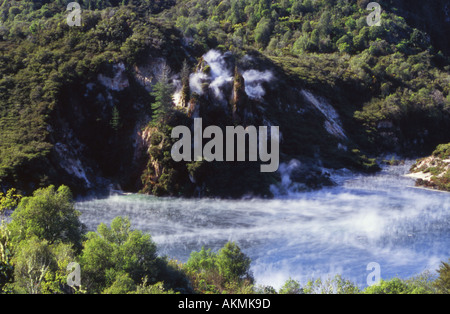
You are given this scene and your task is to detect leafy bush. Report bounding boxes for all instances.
[183,242,254,293]
[8,185,85,251]
[362,278,431,294]
[432,143,450,160]
[303,275,360,294]
[79,216,159,293]
[434,260,450,294]
[279,278,303,294]
[11,237,76,294]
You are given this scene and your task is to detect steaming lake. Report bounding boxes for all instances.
[75,161,450,289]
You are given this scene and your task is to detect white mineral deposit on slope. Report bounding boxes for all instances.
[301,90,348,140]
[406,155,450,182]
[54,142,92,188]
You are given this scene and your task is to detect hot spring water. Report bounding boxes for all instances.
[75,161,450,289]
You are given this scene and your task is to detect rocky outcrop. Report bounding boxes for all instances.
[270,159,336,195]
[230,68,250,124]
[98,63,129,91]
[408,143,450,191]
[137,50,383,198]
[133,57,169,92]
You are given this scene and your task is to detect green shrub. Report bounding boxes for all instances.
[79,216,159,293]
[8,185,85,251]
[432,143,450,160]
[362,278,430,294]
[434,260,450,294]
[183,242,254,293]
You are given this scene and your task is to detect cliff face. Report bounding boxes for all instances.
[138,49,380,198]
[44,61,154,195]
[3,46,380,198]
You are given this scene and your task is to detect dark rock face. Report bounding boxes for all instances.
[290,163,336,189]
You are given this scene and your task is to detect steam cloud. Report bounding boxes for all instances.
[242,69,274,99]
[189,50,233,101]
[188,50,274,101]
[189,72,208,95]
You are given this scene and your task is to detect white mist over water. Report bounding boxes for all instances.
[75,161,450,290]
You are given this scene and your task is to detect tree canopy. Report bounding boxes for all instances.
[8,185,85,250]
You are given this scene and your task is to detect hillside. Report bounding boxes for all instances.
[1,0,450,197]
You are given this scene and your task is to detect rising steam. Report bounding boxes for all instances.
[187,50,274,102]
[242,69,274,99]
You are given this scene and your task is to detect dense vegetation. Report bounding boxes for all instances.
[166,0,450,153]
[0,0,186,194]
[1,185,449,294]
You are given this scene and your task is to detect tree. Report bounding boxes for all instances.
[8,185,85,251]
[317,11,332,36]
[184,242,253,293]
[362,278,429,294]
[279,278,303,294]
[303,275,360,294]
[216,242,253,283]
[257,0,271,18]
[337,34,353,53]
[151,64,175,123]
[102,272,136,294]
[292,34,310,54]
[309,29,320,51]
[12,237,76,294]
[0,221,13,293]
[0,188,22,218]
[180,59,190,86]
[132,280,177,294]
[179,59,191,106]
[230,0,245,25]
[254,17,273,48]
[80,216,159,293]
[434,260,450,294]
[41,242,79,294]
[12,238,53,294]
[185,246,216,272]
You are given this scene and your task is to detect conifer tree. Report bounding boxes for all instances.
[151,64,174,124]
